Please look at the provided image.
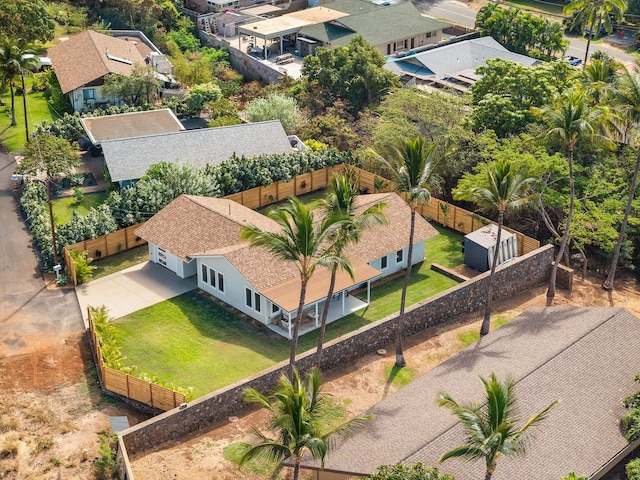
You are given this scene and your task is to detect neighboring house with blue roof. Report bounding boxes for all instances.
[101,120,294,186]
[385,36,540,90]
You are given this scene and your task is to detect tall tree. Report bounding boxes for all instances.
[315,170,386,366]
[21,134,80,178]
[603,68,640,290]
[369,137,439,367]
[453,159,537,336]
[239,368,371,480]
[301,35,399,116]
[0,38,38,127]
[564,0,627,66]
[533,89,610,305]
[0,0,55,44]
[438,373,558,480]
[241,198,347,376]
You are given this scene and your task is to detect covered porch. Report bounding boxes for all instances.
[262,262,380,340]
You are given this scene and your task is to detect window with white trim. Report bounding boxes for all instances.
[83,88,95,100]
[201,264,208,283]
[381,255,388,270]
[218,272,224,293]
[209,267,216,288]
[246,288,252,308]
[254,292,261,313]
[396,249,404,264]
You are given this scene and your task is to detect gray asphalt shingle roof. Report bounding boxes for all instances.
[385,36,539,79]
[308,307,640,479]
[101,121,293,183]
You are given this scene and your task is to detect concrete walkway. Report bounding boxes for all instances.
[76,262,197,323]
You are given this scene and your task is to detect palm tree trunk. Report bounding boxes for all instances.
[396,209,416,367]
[290,279,307,379]
[315,267,337,367]
[582,17,597,66]
[293,456,301,480]
[603,149,640,290]
[547,147,575,305]
[480,211,504,336]
[21,72,29,142]
[9,80,16,126]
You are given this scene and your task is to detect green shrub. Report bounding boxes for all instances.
[94,430,119,480]
[370,463,456,479]
[623,408,640,443]
[627,458,640,480]
[68,250,96,284]
[73,187,84,204]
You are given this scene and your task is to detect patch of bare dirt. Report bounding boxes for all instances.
[0,333,148,479]
[129,273,640,479]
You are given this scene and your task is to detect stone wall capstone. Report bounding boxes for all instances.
[121,244,554,457]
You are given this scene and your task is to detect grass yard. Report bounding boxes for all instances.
[114,225,463,397]
[91,245,149,281]
[0,75,57,153]
[52,192,109,224]
[503,0,565,17]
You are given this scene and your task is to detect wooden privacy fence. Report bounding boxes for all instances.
[353,167,540,256]
[63,164,539,282]
[87,308,186,411]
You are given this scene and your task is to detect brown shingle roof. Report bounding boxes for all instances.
[308,307,640,479]
[345,193,439,263]
[49,30,146,94]
[135,193,437,305]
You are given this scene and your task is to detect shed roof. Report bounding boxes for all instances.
[306,306,640,478]
[464,223,516,249]
[81,108,184,144]
[48,30,146,94]
[101,120,293,183]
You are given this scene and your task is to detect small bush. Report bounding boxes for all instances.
[0,436,19,458]
[627,458,640,480]
[73,186,84,204]
[370,463,456,479]
[68,250,96,284]
[94,430,119,480]
[622,408,640,443]
[31,436,54,455]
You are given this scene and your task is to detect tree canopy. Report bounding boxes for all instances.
[101,63,160,107]
[0,0,55,44]
[301,35,399,116]
[20,134,80,178]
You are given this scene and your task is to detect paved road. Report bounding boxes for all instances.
[414,0,637,64]
[0,151,83,357]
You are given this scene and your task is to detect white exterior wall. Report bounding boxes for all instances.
[369,240,426,277]
[68,86,121,113]
[196,257,271,325]
[147,242,193,279]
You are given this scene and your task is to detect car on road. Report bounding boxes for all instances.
[558,55,582,67]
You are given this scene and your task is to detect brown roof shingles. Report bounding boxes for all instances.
[310,307,640,479]
[49,30,146,94]
[135,192,437,297]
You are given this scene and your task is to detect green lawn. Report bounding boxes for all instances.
[0,75,58,153]
[503,0,565,17]
[114,225,463,397]
[91,245,149,281]
[52,192,109,224]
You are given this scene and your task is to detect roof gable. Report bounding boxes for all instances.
[49,30,146,94]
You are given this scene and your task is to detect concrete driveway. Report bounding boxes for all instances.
[0,151,83,357]
[76,261,197,322]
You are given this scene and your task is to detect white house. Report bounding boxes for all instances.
[48,30,172,112]
[134,193,438,338]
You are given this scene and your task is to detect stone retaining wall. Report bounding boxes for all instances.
[121,245,554,456]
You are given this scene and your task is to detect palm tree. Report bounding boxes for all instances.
[315,170,386,366]
[240,197,347,376]
[438,373,558,480]
[533,89,610,305]
[603,68,640,290]
[239,367,371,480]
[564,0,627,66]
[453,160,537,336]
[0,38,37,127]
[369,137,439,367]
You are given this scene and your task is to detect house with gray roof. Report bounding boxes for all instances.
[301,306,640,479]
[385,36,540,91]
[134,192,438,339]
[101,120,294,186]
